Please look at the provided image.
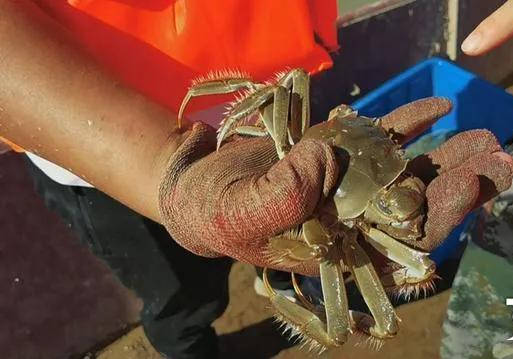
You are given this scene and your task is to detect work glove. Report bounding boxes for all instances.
[399,126,513,252]
[158,97,513,275]
[366,103,513,286]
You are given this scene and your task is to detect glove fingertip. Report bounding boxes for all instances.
[413,96,453,119]
[381,97,453,144]
[426,167,479,218]
[465,151,513,204]
[493,151,513,165]
[421,168,479,251]
[423,129,502,177]
[290,138,340,197]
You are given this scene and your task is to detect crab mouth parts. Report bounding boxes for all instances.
[390,220,413,229]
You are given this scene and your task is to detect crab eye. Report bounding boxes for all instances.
[378,199,393,215]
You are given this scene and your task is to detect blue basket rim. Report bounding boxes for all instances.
[352,56,513,109]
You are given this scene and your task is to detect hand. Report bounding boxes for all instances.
[361,99,511,255]
[367,106,513,281]
[157,97,509,276]
[158,122,339,273]
[365,99,512,260]
[461,0,513,56]
[402,128,513,252]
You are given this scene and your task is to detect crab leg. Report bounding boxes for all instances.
[239,72,306,157]
[178,78,257,129]
[266,218,351,346]
[267,233,325,266]
[319,261,352,344]
[229,84,290,158]
[246,85,291,158]
[362,228,436,286]
[262,268,345,351]
[292,263,352,346]
[217,86,277,149]
[263,73,354,346]
[277,69,310,142]
[342,232,398,339]
[291,272,317,311]
[302,218,352,344]
[218,68,311,150]
[233,126,268,137]
[265,219,332,269]
[264,69,310,157]
[272,86,291,158]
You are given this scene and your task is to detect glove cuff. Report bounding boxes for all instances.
[158,122,221,257]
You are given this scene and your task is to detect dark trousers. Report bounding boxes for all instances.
[24,157,232,359]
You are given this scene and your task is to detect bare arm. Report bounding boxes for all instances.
[0,0,190,222]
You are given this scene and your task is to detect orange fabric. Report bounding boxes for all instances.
[0,136,24,153]
[2,0,338,150]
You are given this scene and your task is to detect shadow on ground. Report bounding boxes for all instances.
[0,153,141,359]
[218,318,295,359]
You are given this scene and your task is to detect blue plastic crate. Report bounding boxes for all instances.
[351,57,513,265]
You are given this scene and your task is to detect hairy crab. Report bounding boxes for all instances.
[178,69,438,353]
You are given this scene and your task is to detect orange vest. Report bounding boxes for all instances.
[1,0,338,151]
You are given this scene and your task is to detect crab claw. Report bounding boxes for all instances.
[358,230,439,300]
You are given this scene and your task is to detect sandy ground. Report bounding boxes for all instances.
[1,151,450,359]
[96,262,450,359]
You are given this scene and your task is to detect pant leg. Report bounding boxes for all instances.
[24,157,232,359]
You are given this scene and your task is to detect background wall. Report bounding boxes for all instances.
[310,0,513,121]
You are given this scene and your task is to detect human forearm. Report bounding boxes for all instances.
[0,0,189,222]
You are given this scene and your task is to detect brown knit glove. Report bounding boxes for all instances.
[158,122,340,272]
[404,129,513,252]
[159,97,513,275]
[369,102,513,276]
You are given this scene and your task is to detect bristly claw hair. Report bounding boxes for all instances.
[272,67,292,83]
[218,88,261,128]
[190,68,251,86]
[353,330,386,351]
[273,313,328,355]
[379,261,440,301]
[386,274,440,301]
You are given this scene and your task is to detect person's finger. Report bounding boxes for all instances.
[408,129,502,182]
[494,151,513,164]
[461,0,513,56]
[380,97,452,144]
[461,151,513,206]
[408,167,480,251]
